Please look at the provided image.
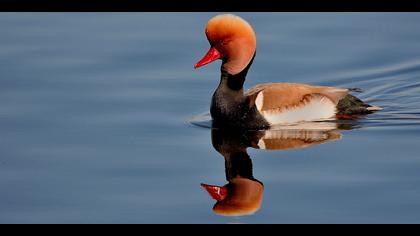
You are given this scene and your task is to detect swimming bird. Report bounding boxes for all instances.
[194,14,382,130]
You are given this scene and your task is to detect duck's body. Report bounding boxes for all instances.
[195,14,381,130]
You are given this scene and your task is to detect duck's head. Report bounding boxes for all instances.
[194,14,257,75]
[201,178,264,217]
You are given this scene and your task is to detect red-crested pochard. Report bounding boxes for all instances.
[194,14,382,130]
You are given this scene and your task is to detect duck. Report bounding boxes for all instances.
[194,14,382,130]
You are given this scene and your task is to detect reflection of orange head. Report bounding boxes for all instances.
[202,177,264,217]
[197,14,257,75]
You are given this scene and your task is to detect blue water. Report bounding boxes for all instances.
[0,13,420,223]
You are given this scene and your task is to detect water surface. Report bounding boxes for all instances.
[0,13,420,223]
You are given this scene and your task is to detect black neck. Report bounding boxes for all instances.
[211,129,262,185]
[220,52,256,91]
[211,52,261,129]
[225,152,257,181]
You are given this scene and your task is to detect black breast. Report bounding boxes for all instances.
[211,93,269,130]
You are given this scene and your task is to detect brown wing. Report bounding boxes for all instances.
[245,83,349,111]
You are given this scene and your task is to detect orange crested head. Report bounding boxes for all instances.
[202,178,264,217]
[195,14,257,75]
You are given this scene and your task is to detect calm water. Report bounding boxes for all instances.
[1,13,420,223]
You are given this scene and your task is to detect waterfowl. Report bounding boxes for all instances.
[194,14,382,130]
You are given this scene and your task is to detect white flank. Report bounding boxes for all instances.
[262,129,329,141]
[255,92,264,111]
[260,96,337,125]
[256,128,342,150]
[270,121,338,131]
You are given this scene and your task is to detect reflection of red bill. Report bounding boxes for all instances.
[201,183,228,201]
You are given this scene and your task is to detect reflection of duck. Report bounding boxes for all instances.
[194,14,382,130]
[202,123,350,216]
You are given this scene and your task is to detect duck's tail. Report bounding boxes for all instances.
[337,93,383,116]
